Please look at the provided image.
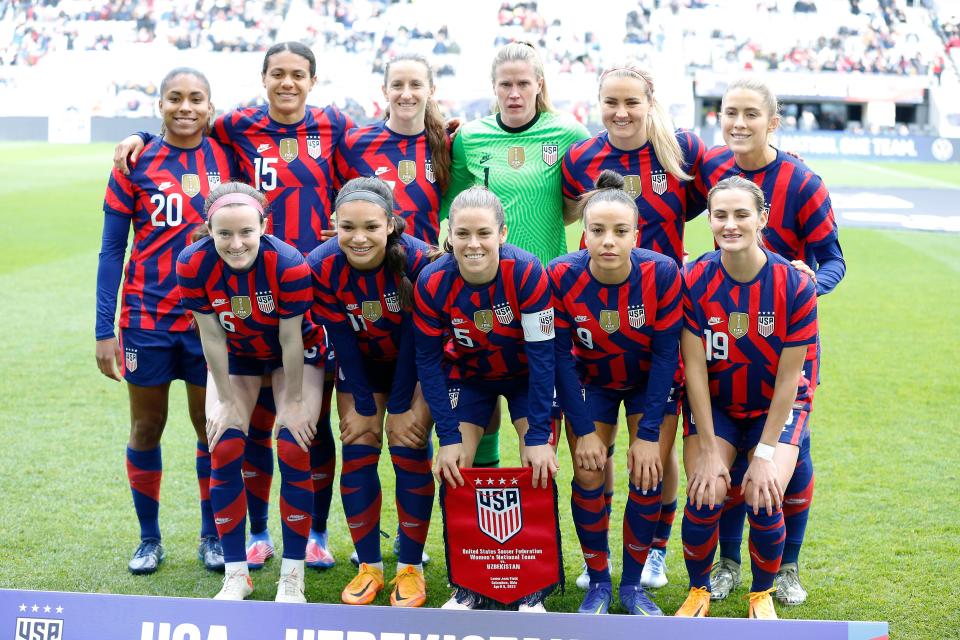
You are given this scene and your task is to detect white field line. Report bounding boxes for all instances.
[839,160,960,190]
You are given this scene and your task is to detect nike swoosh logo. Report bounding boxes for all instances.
[393,587,407,602]
[350,581,373,598]
[692,604,704,616]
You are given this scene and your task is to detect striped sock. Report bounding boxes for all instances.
[126,445,162,541]
[681,499,722,589]
[310,380,336,535]
[196,442,216,539]
[782,438,814,565]
[243,389,274,535]
[718,455,748,564]
[390,446,434,565]
[276,428,313,560]
[210,431,247,563]
[622,482,662,585]
[341,444,383,563]
[747,508,785,591]
[571,481,610,584]
[652,499,677,552]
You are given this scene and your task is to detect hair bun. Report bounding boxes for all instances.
[595,169,625,191]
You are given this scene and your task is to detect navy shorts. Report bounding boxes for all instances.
[585,384,645,425]
[228,346,325,377]
[682,401,810,450]
[447,377,529,428]
[119,328,206,387]
[336,359,396,395]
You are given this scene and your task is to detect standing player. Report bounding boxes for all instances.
[550,171,683,615]
[440,40,589,471]
[308,177,434,607]
[176,182,325,602]
[695,78,845,605]
[676,176,818,619]
[561,65,706,590]
[114,42,353,570]
[96,67,235,575]
[414,187,558,612]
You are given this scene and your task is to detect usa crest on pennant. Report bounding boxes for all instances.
[279,138,298,163]
[256,291,275,314]
[599,309,620,334]
[728,312,749,339]
[628,304,645,329]
[181,173,201,197]
[758,311,775,338]
[476,487,523,544]
[542,143,558,166]
[494,302,514,325]
[306,136,321,159]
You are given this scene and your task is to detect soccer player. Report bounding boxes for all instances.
[675,176,818,620]
[550,171,682,616]
[114,42,352,570]
[176,182,325,602]
[335,54,450,245]
[96,67,235,575]
[308,177,434,607]
[695,78,845,605]
[414,187,558,613]
[440,40,589,473]
[561,65,706,590]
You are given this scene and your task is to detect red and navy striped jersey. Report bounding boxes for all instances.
[212,104,354,254]
[695,146,838,266]
[562,130,706,265]
[309,234,431,362]
[176,234,318,359]
[335,121,446,245]
[682,249,818,418]
[414,244,553,382]
[99,137,236,336]
[549,249,682,389]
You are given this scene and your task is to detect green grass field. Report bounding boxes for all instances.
[0,144,957,638]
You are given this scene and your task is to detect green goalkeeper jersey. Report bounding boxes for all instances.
[441,111,590,264]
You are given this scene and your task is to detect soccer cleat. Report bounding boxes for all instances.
[275,568,307,604]
[198,536,225,572]
[393,531,431,565]
[675,586,711,617]
[641,548,668,589]
[517,593,547,613]
[214,569,253,600]
[441,587,481,610]
[245,531,274,570]
[775,563,808,605]
[341,563,384,605]
[709,557,742,601]
[305,531,335,569]
[619,584,663,616]
[128,539,164,575]
[575,561,590,590]
[389,566,427,607]
[577,582,612,614]
[748,588,778,619]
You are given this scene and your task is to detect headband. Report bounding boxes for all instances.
[207,193,265,221]
[335,189,391,213]
[600,67,654,92]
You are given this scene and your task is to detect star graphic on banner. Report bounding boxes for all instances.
[486,478,494,485]
[474,478,482,486]
[43,606,51,613]
[511,478,518,485]
[499,478,506,485]
[18,604,26,612]
[56,606,63,614]
[31,605,39,612]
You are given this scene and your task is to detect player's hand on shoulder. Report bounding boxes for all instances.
[113,134,146,176]
[790,259,816,281]
[95,337,123,382]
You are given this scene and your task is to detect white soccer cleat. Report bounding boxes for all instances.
[214,570,253,601]
[641,548,668,589]
[275,568,307,603]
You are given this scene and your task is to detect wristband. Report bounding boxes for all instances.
[753,443,775,462]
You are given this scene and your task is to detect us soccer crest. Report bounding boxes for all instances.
[651,171,668,196]
[425,159,435,183]
[474,309,494,333]
[306,135,322,159]
[231,295,252,319]
[362,300,383,322]
[181,173,201,197]
[542,143,559,166]
[384,291,400,313]
[279,138,298,162]
[476,487,523,544]
[508,146,525,169]
[256,291,275,314]
[448,387,460,409]
[728,312,749,339]
[207,172,221,190]
[623,175,642,199]
[494,302,514,325]
[600,310,620,334]
[628,304,645,329]
[16,615,63,640]
[398,160,416,185]
[758,311,776,338]
[124,348,138,373]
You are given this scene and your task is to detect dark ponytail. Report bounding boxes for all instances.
[577,169,639,227]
